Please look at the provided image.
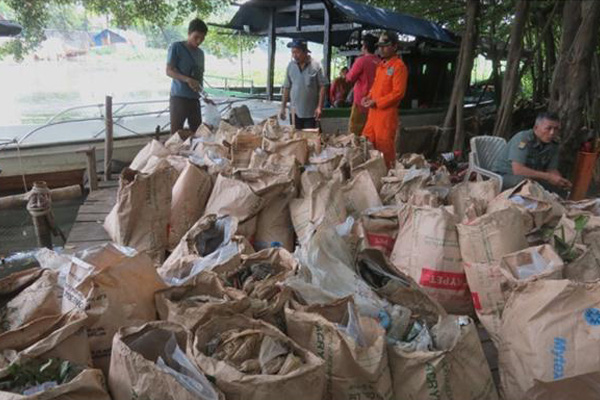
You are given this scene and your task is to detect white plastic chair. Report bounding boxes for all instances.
[465,136,507,192]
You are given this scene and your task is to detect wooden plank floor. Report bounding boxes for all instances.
[64,180,118,253]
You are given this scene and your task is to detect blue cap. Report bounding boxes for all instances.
[287,38,311,53]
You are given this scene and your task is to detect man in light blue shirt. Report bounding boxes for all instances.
[166,18,213,134]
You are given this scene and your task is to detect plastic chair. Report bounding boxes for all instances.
[465,136,507,192]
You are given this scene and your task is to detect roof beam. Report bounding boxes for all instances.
[274,23,358,34]
[278,2,325,13]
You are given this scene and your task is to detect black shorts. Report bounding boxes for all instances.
[290,114,317,130]
[169,96,202,134]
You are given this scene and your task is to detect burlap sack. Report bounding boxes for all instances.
[564,245,600,282]
[254,187,295,251]
[104,161,175,263]
[294,129,322,155]
[59,243,166,374]
[487,179,566,230]
[351,151,387,191]
[204,174,264,222]
[165,129,193,153]
[130,139,171,171]
[159,215,254,285]
[464,245,564,346]
[0,310,90,369]
[562,198,600,217]
[380,169,430,205]
[263,138,308,165]
[355,250,497,400]
[307,153,343,179]
[285,298,393,400]
[398,153,428,169]
[499,279,600,400]
[448,179,499,222]
[407,188,443,207]
[341,170,382,216]
[232,133,263,169]
[109,321,223,400]
[249,151,300,188]
[525,371,600,400]
[0,366,111,400]
[215,120,239,144]
[457,206,529,264]
[169,161,213,250]
[192,140,230,160]
[388,315,498,400]
[191,315,326,400]
[390,206,472,315]
[0,269,60,337]
[290,178,347,245]
[155,272,250,330]
[359,206,402,257]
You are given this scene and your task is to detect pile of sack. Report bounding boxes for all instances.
[3,114,600,399]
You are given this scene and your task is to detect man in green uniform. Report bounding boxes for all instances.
[493,112,572,194]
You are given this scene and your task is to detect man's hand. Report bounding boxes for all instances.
[186,77,200,92]
[361,96,375,109]
[204,97,215,106]
[546,171,572,188]
[314,106,322,120]
[279,106,287,121]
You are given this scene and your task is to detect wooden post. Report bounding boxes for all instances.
[104,95,113,181]
[77,146,98,191]
[26,181,53,249]
[323,4,332,84]
[267,7,276,101]
[296,0,303,31]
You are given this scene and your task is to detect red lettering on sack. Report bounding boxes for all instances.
[471,292,482,310]
[419,268,468,291]
[366,233,395,255]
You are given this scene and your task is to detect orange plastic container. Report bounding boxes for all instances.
[570,151,599,200]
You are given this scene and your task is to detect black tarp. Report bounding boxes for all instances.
[0,20,22,37]
[226,0,455,47]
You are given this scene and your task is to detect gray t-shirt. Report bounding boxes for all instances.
[283,58,328,118]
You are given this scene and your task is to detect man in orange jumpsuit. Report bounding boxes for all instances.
[362,31,408,168]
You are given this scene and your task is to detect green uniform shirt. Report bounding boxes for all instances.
[493,129,560,175]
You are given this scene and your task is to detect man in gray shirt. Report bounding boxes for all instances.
[279,39,328,129]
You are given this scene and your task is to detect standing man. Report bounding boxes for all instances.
[166,18,213,135]
[345,33,379,135]
[279,39,328,129]
[493,111,572,193]
[362,31,408,168]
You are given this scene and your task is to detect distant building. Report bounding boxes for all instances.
[93,28,146,48]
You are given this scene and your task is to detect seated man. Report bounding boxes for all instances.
[493,112,572,194]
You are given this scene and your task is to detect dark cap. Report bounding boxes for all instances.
[377,31,399,47]
[287,38,311,53]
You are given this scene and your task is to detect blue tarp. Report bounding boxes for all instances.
[227,0,455,46]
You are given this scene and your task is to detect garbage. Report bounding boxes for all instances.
[448,179,499,222]
[351,150,387,191]
[285,298,394,400]
[231,132,263,169]
[204,103,221,129]
[390,205,473,315]
[129,139,171,171]
[204,175,264,223]
[191,315,325,400]
[164,129,194,153]
[499,279,600,400]
[109,321,221,400]
[263,138,309,165]
[525,371,600,400]
[358,206,402,257]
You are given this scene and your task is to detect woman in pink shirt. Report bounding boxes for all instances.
[345,34,380,135]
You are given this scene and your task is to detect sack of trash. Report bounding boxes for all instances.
[358,206,403,258]
[285,297,394,400]
[0,310,90,369]
[524,371,600,400]
[41,243,166,374]
[380,167,430,204]
[263,138,309,165]
[464,245,564,345]
[457,207,529,264]
[104,162,176,263]
[390,205,473,315]
[204,175,264,227]
[0,357,111,400]
[0,269,61,338]
[130,139,171,171]
[499,279,600,400]
[487,179,566,230]
[165,129,194,154]
[351,150,387,191]
[155,271,250,331]
[448,179,499,222]
[355,249,497,400]
[159,215,254,285]
[169,161,213,250]
[109,321,223,400]
[190,315,326,400]
[253,185,296,251]
[231,132,263,169]
[341,170,383,216]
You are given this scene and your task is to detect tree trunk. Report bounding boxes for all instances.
[551,0,600,178]
[492,0,530,139]
[438,0,480,152]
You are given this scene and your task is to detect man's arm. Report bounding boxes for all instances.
[374,61,408,109]
[315,85,326,119]
[166,44,199,92]
[512,162,571,187]
[280,87,290,120]
[345,58,362,83]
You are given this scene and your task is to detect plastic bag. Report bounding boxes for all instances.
[515,248,554,279]
[336,303,366,347]
[203,103,221,128]
[157,334,219,400]
[258,336,289,374]
[396,322,433,352]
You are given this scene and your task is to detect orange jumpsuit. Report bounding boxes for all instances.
[362,56,408,167]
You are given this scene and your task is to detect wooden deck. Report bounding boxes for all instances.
[64,180,118,253]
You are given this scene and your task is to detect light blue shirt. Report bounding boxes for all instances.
[167,41,204,99]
